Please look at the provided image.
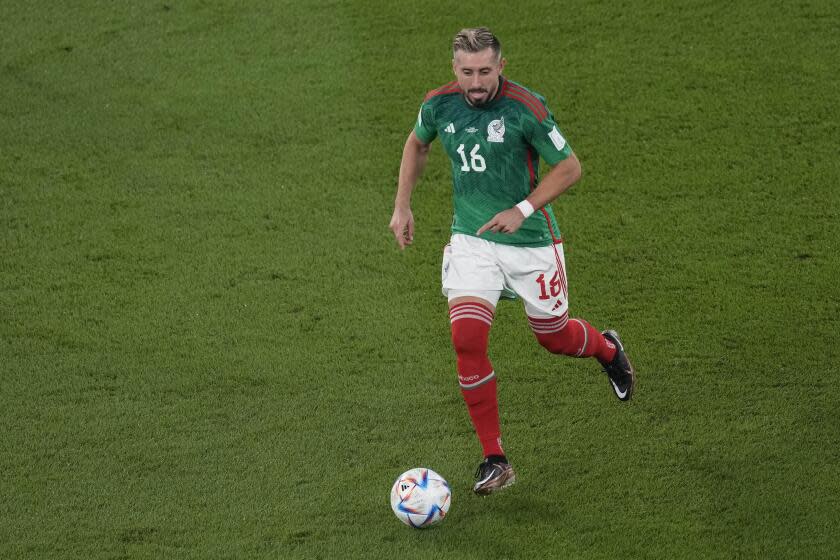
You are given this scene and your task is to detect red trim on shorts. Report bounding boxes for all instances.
[555,243,568,297]
[550,241,566,297]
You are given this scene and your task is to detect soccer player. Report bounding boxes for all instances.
[389,27,636,495]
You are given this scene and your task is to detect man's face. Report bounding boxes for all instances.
[452,48,506,106]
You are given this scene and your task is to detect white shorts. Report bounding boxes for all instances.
[441,233,569,319]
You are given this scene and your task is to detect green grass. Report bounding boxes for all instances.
[2,1,839,558]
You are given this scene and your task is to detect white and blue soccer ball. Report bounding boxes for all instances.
[390,468,451,528]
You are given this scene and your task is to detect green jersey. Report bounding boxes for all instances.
[414,77,573,247]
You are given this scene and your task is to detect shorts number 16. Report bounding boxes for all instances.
[536,272,562,300]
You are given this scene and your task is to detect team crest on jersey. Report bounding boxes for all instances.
[487,118,505,142]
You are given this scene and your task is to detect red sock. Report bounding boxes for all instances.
[530,316,617,364]
[461,378,503,457]
[450,302,504,458]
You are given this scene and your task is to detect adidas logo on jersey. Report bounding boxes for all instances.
[445,123,455,133]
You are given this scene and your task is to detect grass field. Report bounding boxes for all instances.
[2,1,839,558]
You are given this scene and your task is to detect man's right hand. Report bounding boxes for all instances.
[389,206,415,250]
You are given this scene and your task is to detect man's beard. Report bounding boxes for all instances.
[466,87,491,106]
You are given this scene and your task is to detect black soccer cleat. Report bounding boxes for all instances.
[601,330,636,401]
[473,458,516,496]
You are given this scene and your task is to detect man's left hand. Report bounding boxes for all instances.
[476,207,528,236]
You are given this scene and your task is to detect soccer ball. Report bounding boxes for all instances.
[390,468,451,528]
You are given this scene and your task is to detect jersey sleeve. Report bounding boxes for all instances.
[523,106,573,166]
[413,101,437,144]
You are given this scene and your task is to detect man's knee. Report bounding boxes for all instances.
[530,315,577,355]
[449,302,495,378]
[449,301,494,356]
[452,325,485,355]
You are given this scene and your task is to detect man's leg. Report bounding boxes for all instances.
[442,235,516,494]
[449,295,503,458]
[532,319,635,401]
[448,293,515,495]
[530,316,616,363]
[502,242,636,401]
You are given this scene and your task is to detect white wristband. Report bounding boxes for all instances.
[516,199,535,218]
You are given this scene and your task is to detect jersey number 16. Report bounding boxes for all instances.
[456,144,486,172]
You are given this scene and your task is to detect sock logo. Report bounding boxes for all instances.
[458,371,496,389]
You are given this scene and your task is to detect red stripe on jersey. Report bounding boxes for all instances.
[506,82,546,109]
[525,149,562,245]
[501,80,542,111]
[500,80,536,114]
[525,149,537,191]
[504,90,548,121]
[503,93,547,121]
[424,81,460,101]
[541,208,563,244]
[436,84,460,94]
[504,83,548,121]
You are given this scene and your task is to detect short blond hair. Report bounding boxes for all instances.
[453,27,501,60]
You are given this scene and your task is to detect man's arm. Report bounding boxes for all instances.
[476,153,581,236]
[390,130,432,249]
